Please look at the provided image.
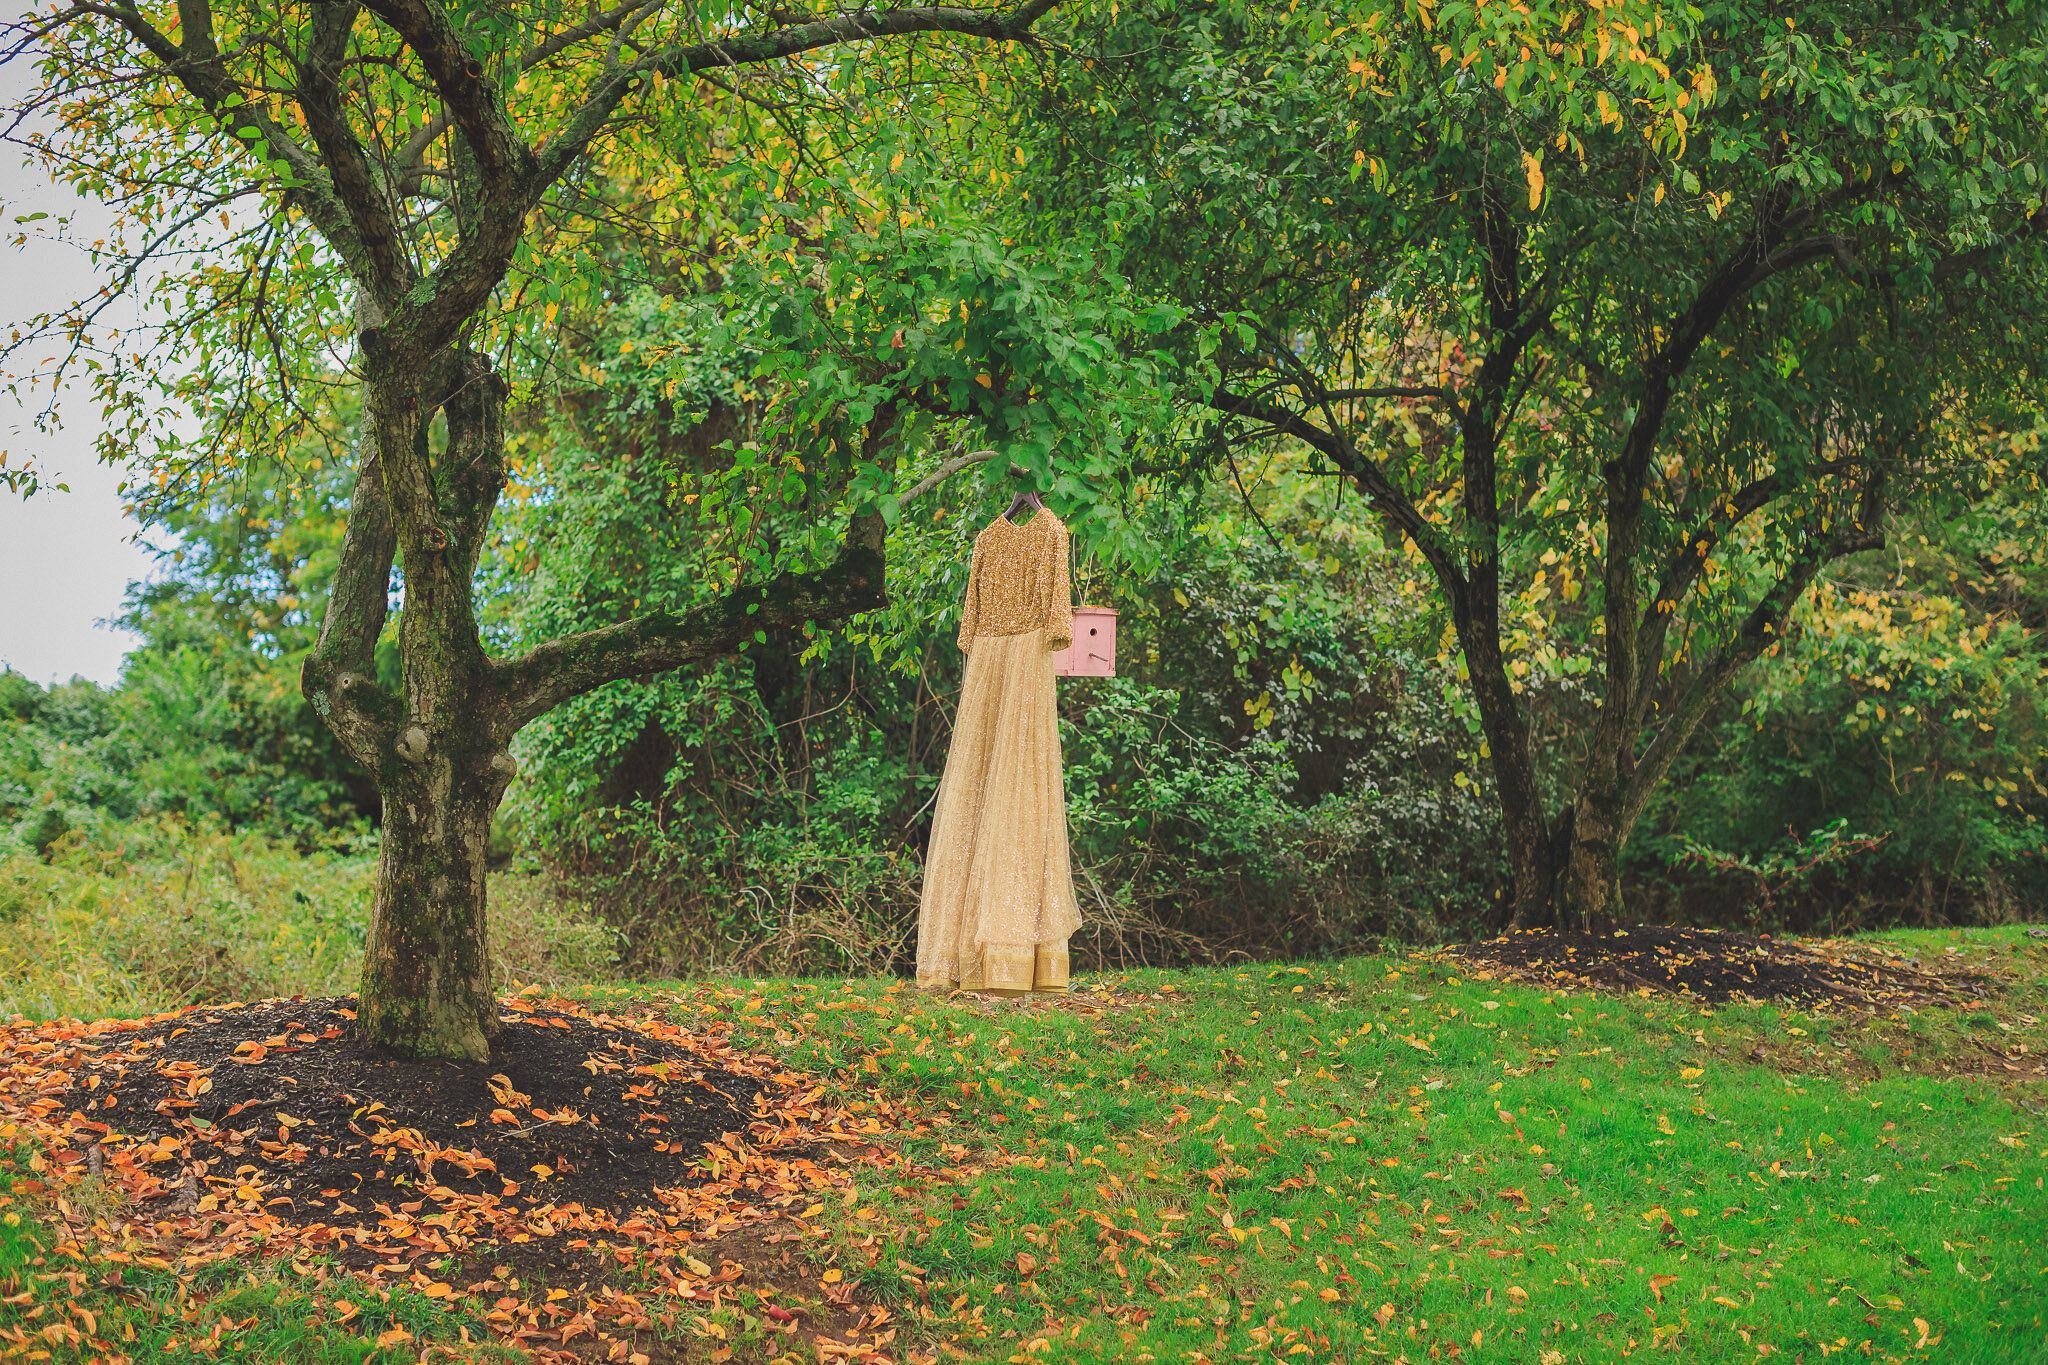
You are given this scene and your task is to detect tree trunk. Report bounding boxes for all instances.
[314,348,514,1062]
[358,719,515,1060]
[1563,770,1625,931]
[1464,630,1559,929]
[306,342,896,1059]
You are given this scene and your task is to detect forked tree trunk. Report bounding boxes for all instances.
[332,348,515,1061]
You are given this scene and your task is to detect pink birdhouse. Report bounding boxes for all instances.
[1053,605,1117,677]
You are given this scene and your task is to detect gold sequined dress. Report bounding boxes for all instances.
[915,509,1082,995]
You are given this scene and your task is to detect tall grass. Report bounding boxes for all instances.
[0,818,619,1022]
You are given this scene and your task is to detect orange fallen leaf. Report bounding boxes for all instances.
[1649,1274,1679,1303]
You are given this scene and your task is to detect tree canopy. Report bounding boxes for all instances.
[1025,0,2048,923]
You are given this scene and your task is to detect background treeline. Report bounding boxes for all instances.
[6,0,2047,1004]
[8,290,2043,980]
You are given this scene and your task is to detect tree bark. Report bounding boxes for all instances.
[319,347,516,1061]
[358,707,515,1061]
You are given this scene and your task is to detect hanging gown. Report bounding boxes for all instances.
[915,509,1082,996]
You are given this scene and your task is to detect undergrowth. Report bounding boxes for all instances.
[0,819,619,1021]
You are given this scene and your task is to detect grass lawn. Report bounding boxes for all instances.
[3,926,2045,1363]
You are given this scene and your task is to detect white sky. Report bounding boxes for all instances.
[0,50,161,687]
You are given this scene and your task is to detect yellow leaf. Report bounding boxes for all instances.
[975,373,993,388]
[421,1282,453,1298]
[530,1164,554,1180]
[1680,1067,1704,1080]
[1714,1295,1741,1308]
[1521,151,1545,210]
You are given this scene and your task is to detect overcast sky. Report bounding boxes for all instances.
[0,49,162,687]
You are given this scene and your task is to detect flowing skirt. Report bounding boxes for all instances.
[915,627,1081,995]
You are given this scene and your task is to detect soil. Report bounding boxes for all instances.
[68,995,764,1237]
[1439,923,1997,1008]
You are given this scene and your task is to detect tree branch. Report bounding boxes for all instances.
[493,529,885,735]
[1620,462,1887,838]
[1626,468,1786,737]
[532,0,1060,191]
[296,0,415,296]
[896,447,1031,503]
[1206,385,1467,599]
[357,0,536,192]
[63,0,363,272]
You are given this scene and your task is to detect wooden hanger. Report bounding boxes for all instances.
[1003,487,1045,523]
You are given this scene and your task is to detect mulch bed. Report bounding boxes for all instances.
[0,990,922,1362]
[1437,923,1999,1008]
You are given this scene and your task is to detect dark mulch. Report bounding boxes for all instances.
[1439,923,1997,1007]
[66,995,766,1244]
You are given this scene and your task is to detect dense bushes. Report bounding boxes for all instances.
[1630,485,2048,931]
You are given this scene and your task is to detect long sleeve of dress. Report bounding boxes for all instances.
[1044,521,1073,651]
[956,537,983,653]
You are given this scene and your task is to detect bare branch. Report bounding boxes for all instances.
[1207,385,1467,598]
[1620,463,1888,838]
[493,531,885,735]
[896,447,1031,503]
[297,0,414,294]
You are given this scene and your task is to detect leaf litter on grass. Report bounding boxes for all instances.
[6,957,2044,1363]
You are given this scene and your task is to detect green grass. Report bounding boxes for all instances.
[652,927,2048,1364]
[5,925,2045,1363]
